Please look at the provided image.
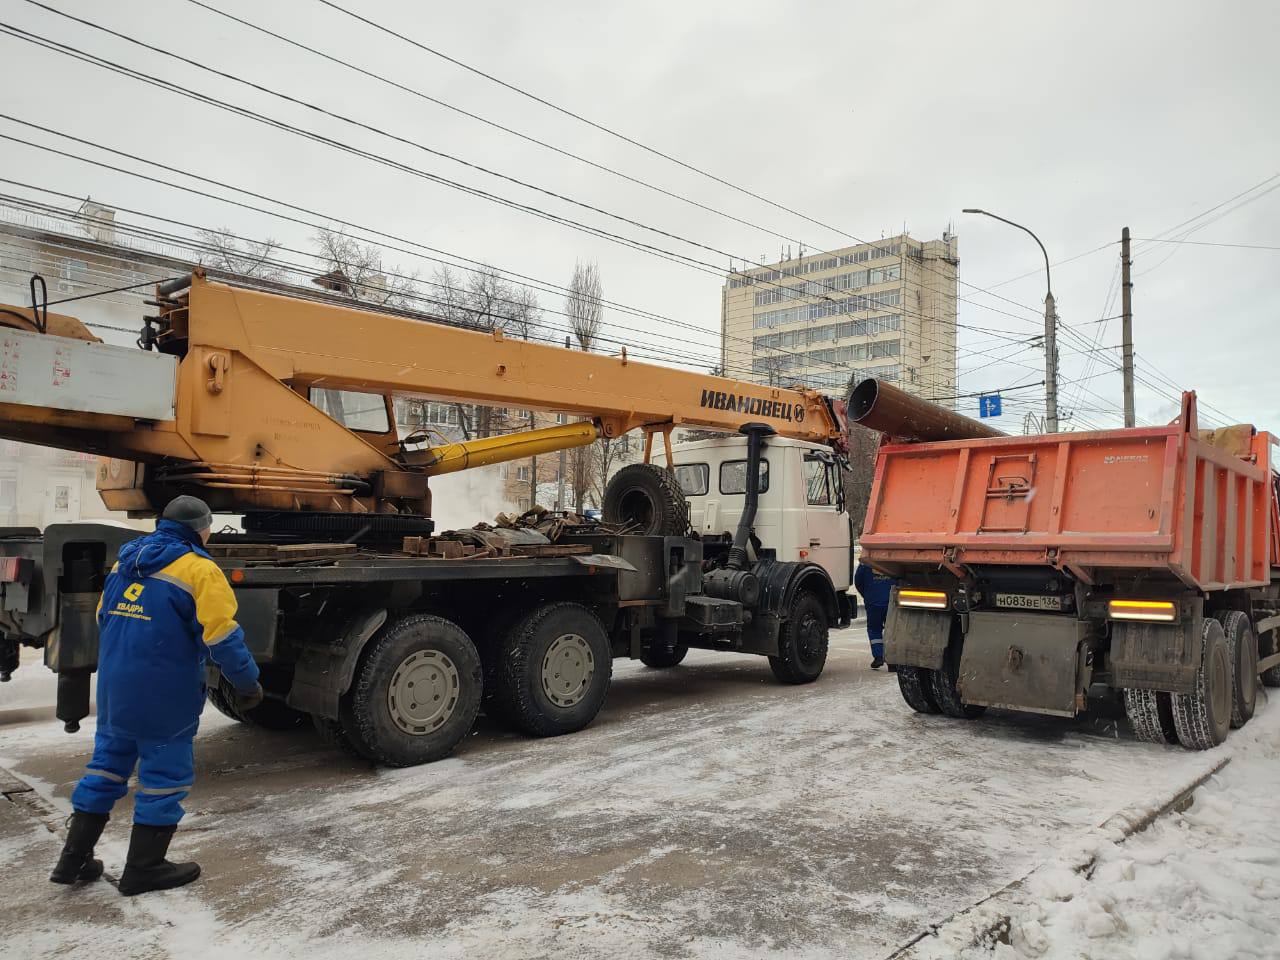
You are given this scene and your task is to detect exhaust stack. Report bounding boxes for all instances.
[847,378,1004,443]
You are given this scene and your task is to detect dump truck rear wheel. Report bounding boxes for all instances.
[346,614,483,767]
[897,665,941,714]
[1259,623,1280,688]
[1123,688,1178,744]
[929,643,986,720]
[769,590,829,684]
[602,463,690,536]
[1172,617,1231,750]
[640,642,689,669]
[496,602,612,737]
[1215,610,1257,728]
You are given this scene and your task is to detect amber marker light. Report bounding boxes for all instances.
[897,589,949,610]
[1108,599,1176,622]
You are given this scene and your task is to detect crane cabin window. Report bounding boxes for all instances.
[719,459,770,495]
[673,463,709,497]
[311,388,390,433]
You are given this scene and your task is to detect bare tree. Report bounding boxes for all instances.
[312,228,418,308]
[195,228,286,280]
[565,260,603,350]
[563,261,604,512]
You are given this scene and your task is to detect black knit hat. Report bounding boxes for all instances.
[162,495,212,533]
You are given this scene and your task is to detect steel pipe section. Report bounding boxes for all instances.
[846,378,1003,442]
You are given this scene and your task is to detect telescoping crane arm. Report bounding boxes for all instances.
[0,272,845,517]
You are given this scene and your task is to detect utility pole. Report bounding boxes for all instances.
[1120,226,1135,428]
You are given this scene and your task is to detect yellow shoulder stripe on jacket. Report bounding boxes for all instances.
[156,553,241,645]
[96,561,121,617]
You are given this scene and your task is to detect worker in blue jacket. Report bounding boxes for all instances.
[854,557,896,669]
[50,496,262,896]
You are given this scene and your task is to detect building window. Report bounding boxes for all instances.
[515,465,531,482]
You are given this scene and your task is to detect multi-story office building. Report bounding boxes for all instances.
[721,233,959,403]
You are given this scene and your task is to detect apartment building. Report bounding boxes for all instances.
[721,233,958,403]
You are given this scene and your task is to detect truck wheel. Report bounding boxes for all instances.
[206,675,308,731]
[1123,688,1178,744]
[929,642,986,720]
[640,642,689,669]
[1172,617,1231,750]
[496,602,612,737]
[602,463,689,536]
[1259,623,1280,688]
[897,666,941,714]
[312,713,374,761]
[1215,611,1257,728]
[769,591,829,684]
[345,614,483,767]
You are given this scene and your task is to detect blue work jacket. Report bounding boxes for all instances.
[95,520,259,741]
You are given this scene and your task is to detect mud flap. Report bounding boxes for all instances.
[883,603,952,668]
[958,611,1091,717]
[1109,601,1202,695]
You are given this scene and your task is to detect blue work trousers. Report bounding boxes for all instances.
[70,729,196,826]
[865,603,888,660]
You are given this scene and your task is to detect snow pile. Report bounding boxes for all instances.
[962,696,1280,960]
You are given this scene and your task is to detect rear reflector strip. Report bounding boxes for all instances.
[897,589,948,610]
[1108,599,1177,622]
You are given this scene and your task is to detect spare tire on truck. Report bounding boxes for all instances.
[602,463,689,536]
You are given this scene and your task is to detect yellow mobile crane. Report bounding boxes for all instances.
[0,272,853,766]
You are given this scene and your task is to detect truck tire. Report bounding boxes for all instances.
[1261,624,1280,688]
[1172,617,1231,750]
[929,642,986,720]
[206,675,308,731]
[312,713,374,761]
[769,590,829,684]
[640,642,689,669]
[345,614,483,767]
[1215,610,1257,728]
[897,666,941,714]
[602,463,689,536]
[1123,688,1178,744]
[496,602,612,737]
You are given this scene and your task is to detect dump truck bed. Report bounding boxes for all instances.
[861,395,1279,591]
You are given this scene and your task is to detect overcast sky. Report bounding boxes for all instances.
[4,0,1278,431]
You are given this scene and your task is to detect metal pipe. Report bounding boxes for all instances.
[846,378,1004,442]
[728,422,775,570]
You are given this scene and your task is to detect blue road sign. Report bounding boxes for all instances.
[979,393,1002,418]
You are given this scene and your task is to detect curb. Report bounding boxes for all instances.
[887,753,1232,959]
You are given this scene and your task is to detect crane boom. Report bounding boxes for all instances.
[1,272,845,517]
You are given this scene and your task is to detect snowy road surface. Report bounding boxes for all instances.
[0,625,1264,959]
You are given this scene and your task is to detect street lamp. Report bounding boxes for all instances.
[963,208,1059,433]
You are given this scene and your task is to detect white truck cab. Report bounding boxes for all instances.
[655,435,852,591]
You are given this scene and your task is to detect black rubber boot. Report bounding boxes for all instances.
[117,824,201,896]
[50,811,108,885]
[870,657,885,669]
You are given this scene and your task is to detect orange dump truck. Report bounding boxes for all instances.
[851,379,1280,750]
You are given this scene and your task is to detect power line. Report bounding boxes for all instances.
[173,0,811,251]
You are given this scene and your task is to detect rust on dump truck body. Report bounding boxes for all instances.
[859,389,1278,591]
